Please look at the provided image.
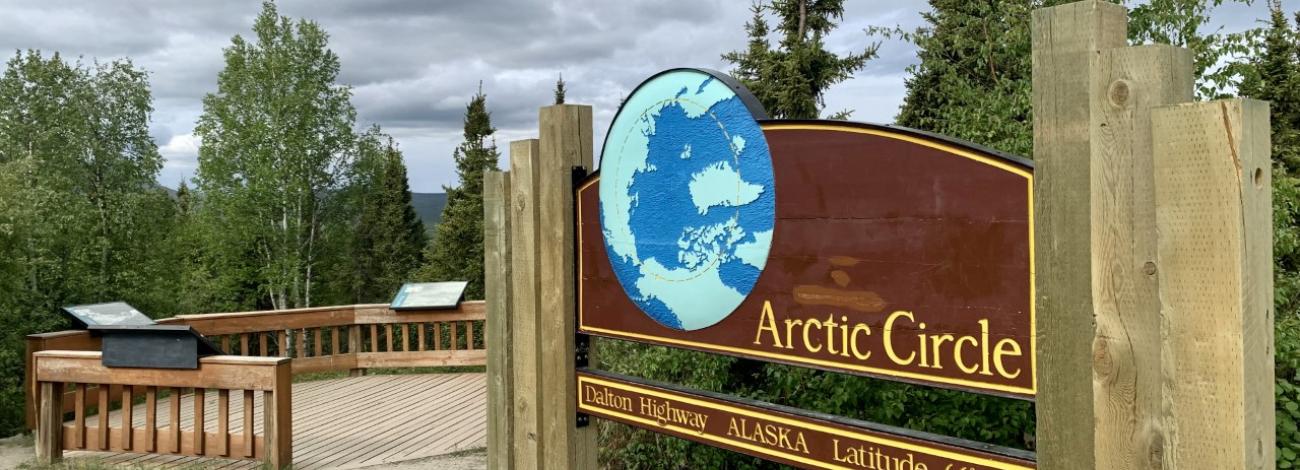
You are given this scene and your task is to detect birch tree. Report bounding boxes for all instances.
[194,2,356,310]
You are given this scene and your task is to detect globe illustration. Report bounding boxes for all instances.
[599,69,775,331]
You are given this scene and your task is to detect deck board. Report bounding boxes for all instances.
[63,373,487,469]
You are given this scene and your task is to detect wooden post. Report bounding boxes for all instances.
[265,360,293,469]
[1152,99,1273,469]
[35,382,62,464]
[1087,44,1193,470]
[537,104,597,468]
[1032,2,1131,468]
[485,169,516,470]
[349,325,364,377]
[509,138,544,469]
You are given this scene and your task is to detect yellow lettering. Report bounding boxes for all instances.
[884,311,915,365]
[993,338,1023,379]
[850,324,871,360]
[783,318,802,350]
[954,336,979,374]
[929,334,954,369]
[978,318,993,376]
[824,315,840,356]
[754,301,783,348]
[803,318,823,353]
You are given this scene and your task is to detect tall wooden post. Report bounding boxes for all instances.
[1031,3,1130,467]
[1034,2,1271,470]
[508,139,543,469]
[1152,99,1274,469]
[536,104,598,469]
[485,170,515,469]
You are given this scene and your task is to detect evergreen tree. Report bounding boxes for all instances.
[886,0,1239,157]
[417,86,499,299]
[194,2,357,310]
[347,126,426,303]
[0,51,174,435]
[723,0,879,119]
[886,0,1039,155]
[554,74,567,105]
[1237,1,1300,315]
[1232,5,1300,465]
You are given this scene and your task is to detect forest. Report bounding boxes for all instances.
[1,0,1298,468]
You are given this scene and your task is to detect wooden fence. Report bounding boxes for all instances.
[34,351,292,468]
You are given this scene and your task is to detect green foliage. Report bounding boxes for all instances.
[875,0,1042,156]
[417,87,500,300]
[342,126,427,303]
[723,0,879,119]
[1232,3,1300,466]
[0,51,175,436]
[1279,316,1300,469]
[193,1,358,310]
[555,74,567,105]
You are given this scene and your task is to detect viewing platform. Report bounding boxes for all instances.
[26,303,488,469]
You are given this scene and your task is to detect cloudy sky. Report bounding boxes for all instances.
[0,0,1285,192]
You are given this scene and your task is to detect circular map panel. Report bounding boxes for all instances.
[598,69,775,331]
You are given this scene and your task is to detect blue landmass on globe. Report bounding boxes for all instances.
[599,69,775,331]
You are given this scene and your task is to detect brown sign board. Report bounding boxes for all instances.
[577,369,1036,469]
[579,120,1035,399]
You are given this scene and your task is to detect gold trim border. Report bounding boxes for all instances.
[578,122,1037,397]
[577,373,1035,470]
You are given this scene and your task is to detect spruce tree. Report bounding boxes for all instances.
[417,87,499,299]
[348,127,426,303]
[554,74,567,105]
[1237,1,1300,315]
[889,0,1038,155]
[723,0,879,119]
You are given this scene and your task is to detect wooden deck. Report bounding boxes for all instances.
[64,373,487,469]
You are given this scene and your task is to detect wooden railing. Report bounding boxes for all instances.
[34,351,292,468]
[24,301,487,467]
[159,301,488,373]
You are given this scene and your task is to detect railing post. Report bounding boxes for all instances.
[348,324,364,376]
[35,381,62,464]
[485,169,516,470]
[264,359,293,469]
[26,336,41,430]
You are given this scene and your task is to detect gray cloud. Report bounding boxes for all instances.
[0,0,1279,191]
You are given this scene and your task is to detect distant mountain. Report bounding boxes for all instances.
[411,192,448,235]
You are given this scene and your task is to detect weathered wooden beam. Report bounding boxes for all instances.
[509,138,544,470]
[537,104,597,469]
[1031,2,1128,468]
[485,169,515,470]
[36,382,62,464]
[1087,44,1193,470]
[1152,99,1273,469]
[265,360,293,469]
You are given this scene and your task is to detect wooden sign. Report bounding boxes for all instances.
[61,302,155,329]
[577,369,1035,469]
[579,69,1035,398]
[391,281,468,310]
[92,325,222,369]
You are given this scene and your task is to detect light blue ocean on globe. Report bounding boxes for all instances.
[598,69,775,331]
